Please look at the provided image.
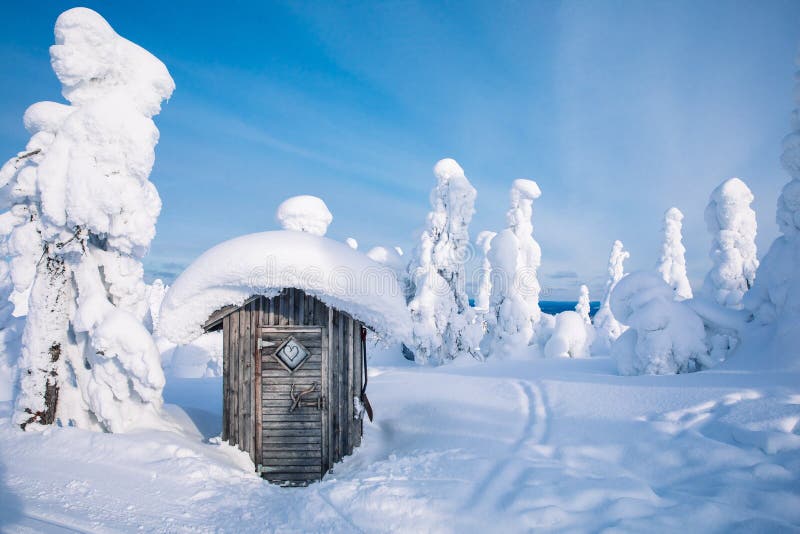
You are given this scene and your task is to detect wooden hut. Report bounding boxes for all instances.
[157,221,411,487]
[203,288,367,485]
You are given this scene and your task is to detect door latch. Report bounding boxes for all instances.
[289,382,321,412]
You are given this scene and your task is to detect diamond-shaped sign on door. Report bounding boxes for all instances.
[274,336,311,372]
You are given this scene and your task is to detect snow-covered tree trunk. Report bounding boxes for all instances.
[592,240,629,354]
[1,8,175,432]
[15,254,71,428]
[703,178,758,309]
[406,159,482,364]
[657,207,693,300]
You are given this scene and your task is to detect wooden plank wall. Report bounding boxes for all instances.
[220,288,366,484]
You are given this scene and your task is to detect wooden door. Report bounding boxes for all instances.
[259,325,328,484]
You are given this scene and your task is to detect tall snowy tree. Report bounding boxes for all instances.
[703,178,758,309]
[1,8,174,431]
[474,230,496,311]
[744,53,800,364]
[657,207,693,300]
[592,240,629,353]
[575,284,591,324]
[505,179,543,331]
[406,159,482,364]
[481,229,533,356]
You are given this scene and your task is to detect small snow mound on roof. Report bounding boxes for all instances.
[276,195,333,236]
[511,179,542,200]
[159,231,411,345]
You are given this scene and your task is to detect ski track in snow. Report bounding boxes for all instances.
[463,379,548,513]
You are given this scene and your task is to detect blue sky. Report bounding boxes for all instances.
[1,1,798,299]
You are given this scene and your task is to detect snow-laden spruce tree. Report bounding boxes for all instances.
[0,8,175,431]
[406,159,482,363]
[657,207,693,300]
[611,272,711,375]
[505,179,544,331]
[743,54,800,363]
[474,230,497,311]
[576,284,591,324]
[703,178,758,309]
[592,240,629,353]
[481,229,533,356]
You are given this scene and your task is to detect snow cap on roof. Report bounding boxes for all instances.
[276,195,333,236]
[159,230,412,345]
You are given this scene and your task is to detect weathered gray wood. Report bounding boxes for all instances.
[254,297,263,464]
[204,304,235,331]
[346,316,354,455]
[263,428,322,437]
[287,288,295,326]
[263,449,322,459]
[337,311,345,462]
[231,309,240,447]
[216,291,366,484]
[265,472,322,481]
[296,289,304,325]
[222,315,230,442]
[353,320,363,448]
[263,443,321,451]
[263,437,321,445]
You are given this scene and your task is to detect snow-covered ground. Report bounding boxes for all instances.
[1,343,798,533]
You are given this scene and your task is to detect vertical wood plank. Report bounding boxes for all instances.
[346,316,354,455]
[328,307,337,467]
[266,295,274,326]
[228,312,239,445]
[336,312,348,461]
[222,315,230,442]
[254,298,263,465]
[238,307,246,450]
[243,302,252,457]
[279,290,288,326]
[320,323,329,473]
[287,288,295,326]
[305,293,314,325]
[296,289,305,325]
[353,321,363,448]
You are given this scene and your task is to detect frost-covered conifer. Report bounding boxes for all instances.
[657,207,693,300]
[611,272,710,375]
[744,53,800,361]
[703,178,758,309]
[576,284,591,324]
[482,230,533,356]
[505,179,543,329]
[2,8,174,431]
[406,159,482,363]
[474,230,496,311]
[592,240,629,353]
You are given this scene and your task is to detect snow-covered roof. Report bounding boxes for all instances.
[159,230,412,345]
